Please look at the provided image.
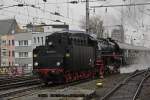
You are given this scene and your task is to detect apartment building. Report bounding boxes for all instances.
[0,19,25,67]
[1,35,15,66]
[14,33,32,74]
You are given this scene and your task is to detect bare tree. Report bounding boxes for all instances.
[80,16,104,38]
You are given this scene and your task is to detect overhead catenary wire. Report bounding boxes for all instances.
[112,7,139,30]
[0,3,74,22]
[91,2,150,8]
[11,0,77,20]
[1,9,81,26]
[2,9,58,22]
[0,13,28,28]
[9,0,76,21]
[7,0,104,27]
[7,0,88,26]
[6,5,81,24]
[91,1,150,32]
[2,7,81,24]
[15,3,80,23]
[38,0,106,5]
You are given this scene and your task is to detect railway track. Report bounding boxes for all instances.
[135,70,150,100]
[0,76,38,85]
[0,75,41,91]
[3,70,150,100]
[0,76,42,99]
[0,84,43,99]
[0,78,41,91]
[4,77,97,99]
[100,69,150,100]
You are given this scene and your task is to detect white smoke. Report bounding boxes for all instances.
[120,52,150,73]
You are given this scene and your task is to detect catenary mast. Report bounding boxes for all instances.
[86,0,89,34]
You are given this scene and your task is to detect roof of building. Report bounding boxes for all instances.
[26,23,69,28]
[0,19,17,35]
[56,30,85,34]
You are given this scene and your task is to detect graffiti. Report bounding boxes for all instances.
[0,68,9,75]
[0,67,23,76]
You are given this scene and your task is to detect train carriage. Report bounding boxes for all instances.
[117,42,150,65]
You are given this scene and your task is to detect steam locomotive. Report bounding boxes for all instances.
[33,30,150,84]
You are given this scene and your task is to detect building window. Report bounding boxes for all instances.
[24,40,28,46]
[2,49,6,51]
[19,41,23,46]
[9,51,11,56]
[34,37,36,43]
[37,37,40,43]
[12,40,14,45]
[19,52,28,58]
[18,40,28,46]
[2,40,6,45]
[12,51,14,57]
[2,62,6,66]
[9,40,11,45]
[9,62,11,66]
[41,37,43,45]
[2,52,7,56]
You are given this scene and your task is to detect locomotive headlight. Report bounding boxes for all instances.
[34,62,38,66]
[33,54,37,57]
[56,62,61,66]
[66,53,70,57]
[48,42,53,46]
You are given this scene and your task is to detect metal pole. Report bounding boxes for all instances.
[86,0,89,34]
[67,0,69,17]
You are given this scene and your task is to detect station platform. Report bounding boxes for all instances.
[38,87,96,100]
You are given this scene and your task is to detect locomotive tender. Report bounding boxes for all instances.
[33,30,150,84]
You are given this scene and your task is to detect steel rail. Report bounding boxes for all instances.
[100,70,147,100]
[132,70,150,100]
[0,84,44,98]
[0,76,93,100]
[0,79,41,90]
[0,76,38,85]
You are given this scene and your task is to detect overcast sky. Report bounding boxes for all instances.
[0,0,149,29]
[0,0,125,29]
[0,0,150,47]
